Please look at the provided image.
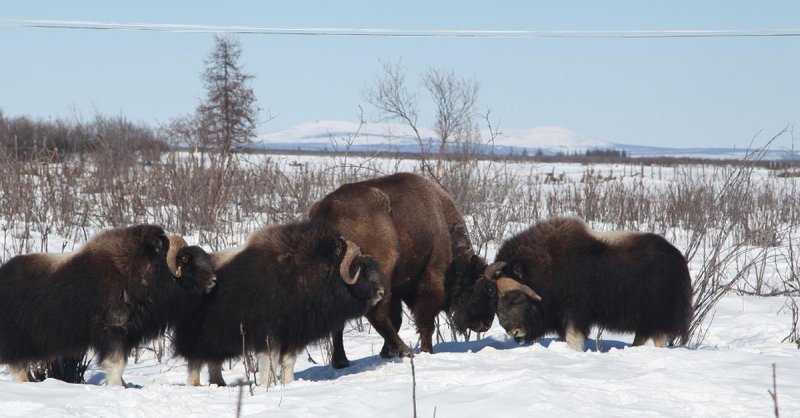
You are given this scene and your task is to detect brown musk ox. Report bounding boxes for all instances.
[172,219,384,387]
[492,216,693,351]
[308,172,495,368]
[0,225,216,386]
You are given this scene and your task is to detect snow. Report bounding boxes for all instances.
[1,289,798,417]
[494,125,612,152]
[256,120,613,154]
[255,120,800,160]
[1,155,800,417]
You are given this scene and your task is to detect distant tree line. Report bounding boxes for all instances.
[0,111,163,162]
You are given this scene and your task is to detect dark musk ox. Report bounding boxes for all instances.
[445,223,497,336]
[0,225,216,386]
[492,216,693,351]
[308,172,495,368]
[172,220,384,387]
[122,235,217,355]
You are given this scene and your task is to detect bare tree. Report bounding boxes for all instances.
[364,60,482,179]
[423,67,480,175]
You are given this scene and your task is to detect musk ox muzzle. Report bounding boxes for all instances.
[496,290,543,344]
[347,254,385,307]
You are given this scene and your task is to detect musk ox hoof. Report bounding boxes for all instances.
[380,343,412,359]
[330,355,350,369]
[397,346,413,359]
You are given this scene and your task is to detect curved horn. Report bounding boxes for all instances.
[339,240,362,285]
[483,261,507,280]
[496,277,542,302]
[167,235,189,278]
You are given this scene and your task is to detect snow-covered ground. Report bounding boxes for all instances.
[0,295,797,417]
[1,155,799,417]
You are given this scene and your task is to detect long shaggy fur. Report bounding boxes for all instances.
[494,216,693,349]
[172,220,383,386]
[0,225,170,382]
[0,225,216,385]
[308,172,491,368]
[123,244,216,352]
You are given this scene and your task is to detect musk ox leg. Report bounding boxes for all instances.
[565,322,586,352]
[411,254,448,354]
[389,295,404,334]
[11,363,33,382]
[366,253,410,359]
[412,282,446,354]
[652,334,668,348]
[279,351,297,385]
[633,333,667,347]
[330,327,350,369]
[101,351,127,386]
[258,350,280,387]
[368,297,411,359]
[187,359,203,386]
[207,361,226,386]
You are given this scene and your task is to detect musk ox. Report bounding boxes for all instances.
[172,219,384,387]
[0,225,216,386]
[122,235,217,354]
[308,172,494,369]
[492,216,693,351]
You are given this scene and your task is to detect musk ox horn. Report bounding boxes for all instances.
[483,261,507,279]
[496,277,542,302]
[339,240,362,285]
[167,235,189,278]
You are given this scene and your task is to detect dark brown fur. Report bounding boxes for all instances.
[172,220,384,386]
[0,224,172,385]
[494,216,693,350]
[309,172,491,368]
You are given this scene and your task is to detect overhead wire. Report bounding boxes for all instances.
[1,19,800,38]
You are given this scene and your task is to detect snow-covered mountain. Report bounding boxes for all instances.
[255,120,615,155]
[255,120,799,160]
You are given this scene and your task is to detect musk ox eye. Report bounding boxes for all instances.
[180,254,191,264]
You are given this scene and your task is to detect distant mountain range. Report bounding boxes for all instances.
[255,120,799,160]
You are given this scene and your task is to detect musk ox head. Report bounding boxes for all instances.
[448,255,498,334]
[336,239,384,307]
[496,288,544,343]
[166,236,216,294]
[492,262,544,343]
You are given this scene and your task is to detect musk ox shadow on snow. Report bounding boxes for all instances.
[0,225,216,386]
[492,216,693,351]
[172,219,384,387]
[308,172,496,369]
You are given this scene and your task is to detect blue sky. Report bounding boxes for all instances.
[1,1,799,149]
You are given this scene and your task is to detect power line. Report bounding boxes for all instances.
[1,19,800,38]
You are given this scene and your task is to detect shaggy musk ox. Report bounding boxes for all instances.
[0,225,216,386]
[493,216,693,351]
[123,235,217,354]
[308,172,494,368]
[172,220,384,387]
